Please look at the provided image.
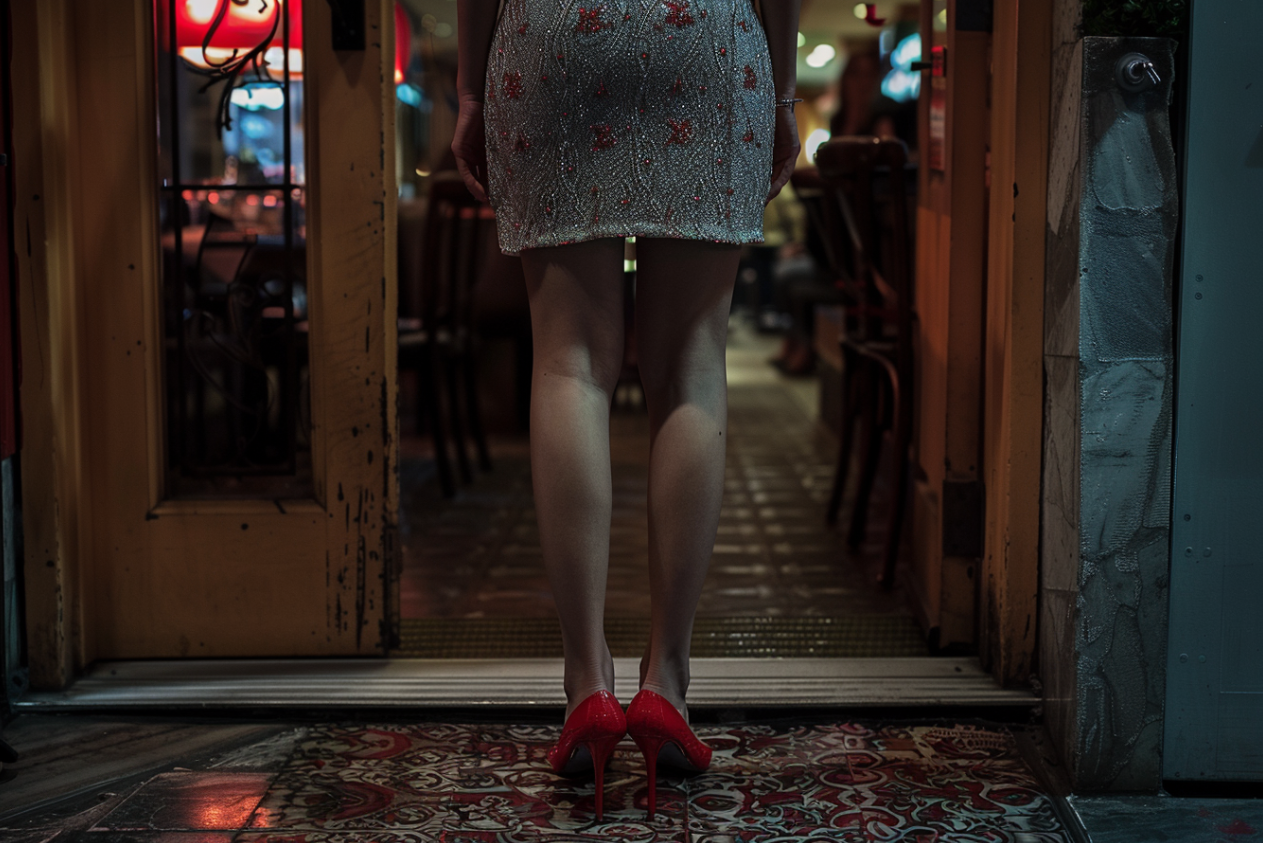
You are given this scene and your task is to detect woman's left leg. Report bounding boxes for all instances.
[518,237,628,718]
[631,237,743,719]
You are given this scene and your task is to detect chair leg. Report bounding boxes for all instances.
[827,344,861,526]
[443,350,473,483]
[462,347,493,472]
[847,361,888,551]
[418,344,456,498]
[879,375,912,589]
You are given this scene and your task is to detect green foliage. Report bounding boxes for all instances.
[1082,0,1188,39]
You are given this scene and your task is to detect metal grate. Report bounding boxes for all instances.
[394,615,929,659]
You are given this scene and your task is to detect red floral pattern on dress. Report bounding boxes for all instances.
[743,129,755,143]
[575,6,608,33]
[744,66,758,89]
[591,124,617,151]
[514,131,531,152]
[667,118,694,145]
[663,1,694,27]
[503,71,523,99]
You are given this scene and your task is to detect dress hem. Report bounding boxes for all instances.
[497,227,767,257]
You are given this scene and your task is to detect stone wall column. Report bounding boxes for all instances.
[1041,35,1177,791]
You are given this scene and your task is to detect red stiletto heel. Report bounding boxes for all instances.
[547,690,626,821]
[625,688,712,820]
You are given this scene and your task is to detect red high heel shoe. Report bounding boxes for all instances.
[625,688,712,819]
[547,690,626,821]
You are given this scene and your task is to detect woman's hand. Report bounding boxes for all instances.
[767,106,801,204]
[452,96,489,203]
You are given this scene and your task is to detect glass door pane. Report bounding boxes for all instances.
[155,0,310,498]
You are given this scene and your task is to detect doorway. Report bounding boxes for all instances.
[391,0,934,665]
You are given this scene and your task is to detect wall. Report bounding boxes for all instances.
[1041,28,1178,790]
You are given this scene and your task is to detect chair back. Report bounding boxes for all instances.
[421,174,490,341]
[814,136,914,345]
[790,166,852,292]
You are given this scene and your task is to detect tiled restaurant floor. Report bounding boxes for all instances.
[0,714,1077,841]
[399,322,914,650]
[8,321,1240,841]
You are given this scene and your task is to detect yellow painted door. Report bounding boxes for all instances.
[53,0,398,660]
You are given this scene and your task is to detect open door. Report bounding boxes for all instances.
[12,0,398,684]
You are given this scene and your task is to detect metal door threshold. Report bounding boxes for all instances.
[16,657,1035,712]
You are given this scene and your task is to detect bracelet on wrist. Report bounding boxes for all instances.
[776,97,804,111]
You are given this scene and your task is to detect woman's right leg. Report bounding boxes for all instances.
[519,237,628,718]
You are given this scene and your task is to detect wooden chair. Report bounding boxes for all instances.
[398,174,494,497]
[815,137,915,589]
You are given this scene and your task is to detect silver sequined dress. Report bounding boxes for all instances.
[483,0,775,256]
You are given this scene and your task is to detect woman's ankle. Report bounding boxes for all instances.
[638,658,691,718]
[562,650,616,716]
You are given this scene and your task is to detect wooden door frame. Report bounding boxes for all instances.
[913,0,1049,683]
[979,0,1050,686]
[11,0,399,689]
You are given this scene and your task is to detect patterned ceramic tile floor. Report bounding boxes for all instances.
[0,717,1076,842]
[399,321,913,629]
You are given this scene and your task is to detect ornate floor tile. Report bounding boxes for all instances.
[89,772,272,831]
[75,835,235,842]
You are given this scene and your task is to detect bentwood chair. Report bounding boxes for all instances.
[816,137,915,589]
[398,174,494,497]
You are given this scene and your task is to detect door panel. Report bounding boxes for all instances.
[1164,0,1263,781]
[28,0,397,664]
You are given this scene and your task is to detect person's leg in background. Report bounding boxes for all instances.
[632,237,743,719]
[519,237,627,718]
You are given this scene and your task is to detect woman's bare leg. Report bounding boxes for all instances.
[633,237,742,719]
[519,237,627,718]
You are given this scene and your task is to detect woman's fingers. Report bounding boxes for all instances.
[455,155,489,204]
[451,99,490,203]
[766,109,801,203]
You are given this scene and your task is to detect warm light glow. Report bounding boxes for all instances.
[263,195,278,207]
[853,3,868,19]
[805,129,832,163]
[230,85,285,110]
[208,191,220,203]
[182,189,194,200]
[186,0,218,25]
[796,31,806,48]
[179,45,302,74]
[805,44,836,68]
[263,47,304,74]
[246,194,260,206]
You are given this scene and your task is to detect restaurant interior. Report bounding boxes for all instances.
[151,0,938,663]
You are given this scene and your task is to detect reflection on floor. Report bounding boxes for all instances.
[400,323,920,656]
[0,714,1076,842]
